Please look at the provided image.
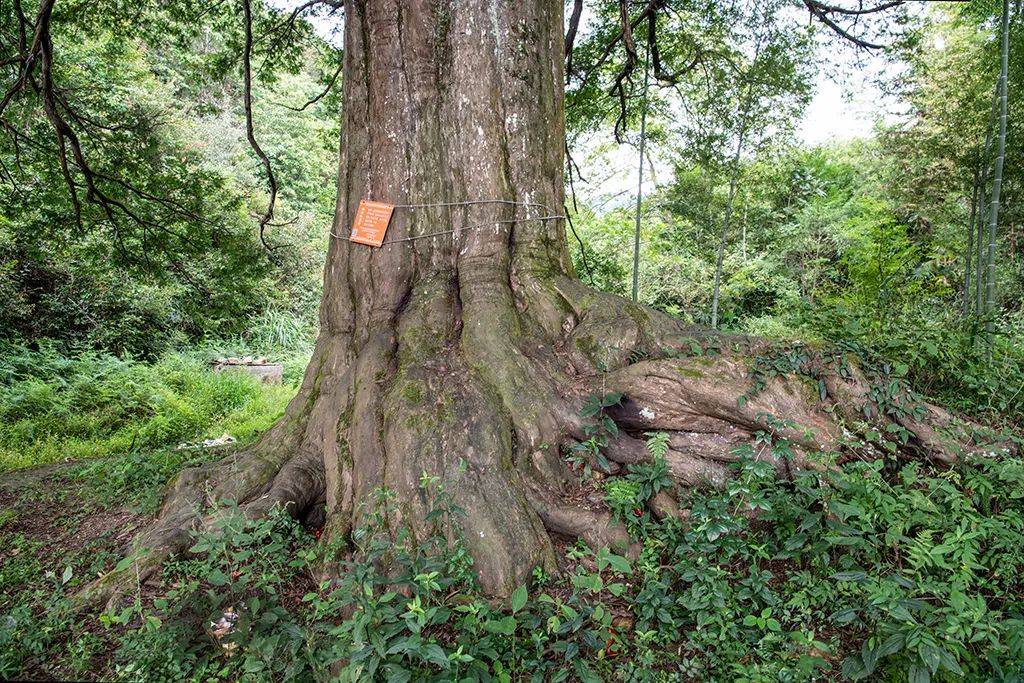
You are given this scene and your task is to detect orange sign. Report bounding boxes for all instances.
[349,200,394,247]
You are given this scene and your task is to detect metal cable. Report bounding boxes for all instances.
[330,198,565,245]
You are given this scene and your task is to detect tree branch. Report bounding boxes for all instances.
[241,0,280,254]
[564,0,584,83]
[275,60,341,112]
[801,0,903,49]
[0,0,55,118]
[808,0,903,17]
[575,0,659,89]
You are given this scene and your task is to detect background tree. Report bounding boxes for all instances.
[0,0,339,356]
[881,0,1021,325]
[706,0,814,328]
[984,0,1012,337]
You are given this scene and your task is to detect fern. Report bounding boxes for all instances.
[645,431,670,459]
[625,433,673,502]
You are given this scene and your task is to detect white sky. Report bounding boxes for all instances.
[800,69,882,144]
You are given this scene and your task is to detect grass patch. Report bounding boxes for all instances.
[0,342,300,472]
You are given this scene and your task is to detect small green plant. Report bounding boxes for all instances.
[625,432,673,502]
[568,391,624,479]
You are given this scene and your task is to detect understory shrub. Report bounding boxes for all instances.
[795,306,1024,426]
[4,450,1024,681]
[0,342,298,472]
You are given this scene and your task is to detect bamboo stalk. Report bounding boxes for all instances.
[973,81,1000,316]
[984,0,1011,341]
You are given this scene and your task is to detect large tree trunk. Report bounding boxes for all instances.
[81,0,988,606]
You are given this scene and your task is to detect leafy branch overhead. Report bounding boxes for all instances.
[0,0,342,261]
[565,0,909,142]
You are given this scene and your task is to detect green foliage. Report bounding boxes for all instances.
[566,0,814,142]
[0,516,126,680]
[111,502,313,681]
[0,341,297,472]
[0,0,335,358]
[6,448,1024,680]
[568,391,624,479]
[800,306,1024,423]
[90,481,646,681]
[572,135,1024,424]
[623,433,673,503]
[618,450,1024,680]
[568,4,1021,428]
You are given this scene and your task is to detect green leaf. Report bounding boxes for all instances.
[830,607,858,624]
[385,665,412,683]
[484,616,517,635]
[580,397,602,418]
[207,568,228,586]
[861,639,878,673]
[61,566,73,585]
[600,392,623,407]
[604,552,631,574]
[419,643,450,669]
[574,659,602,683]
[908,663,930,683]
[510,585,527,613]
[937,649,963,676]
[842,655,870,680]
[243,657,265,673]
[875,633,905,658]
[919,644,941,675]
[386,637,418,655]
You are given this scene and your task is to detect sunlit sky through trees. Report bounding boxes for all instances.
[267,0,891,148]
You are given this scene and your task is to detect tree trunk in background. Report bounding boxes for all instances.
[985,0,1012,337]
[80,0,997,606]
[710,104,750,329]
[631,40,650,303]
[966,82,1000,316]
[965,165,978,315]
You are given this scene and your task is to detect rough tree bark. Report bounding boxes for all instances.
[80,0,992,606]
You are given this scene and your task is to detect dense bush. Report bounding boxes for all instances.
[794,306,1024,426]
[0,342,298,472]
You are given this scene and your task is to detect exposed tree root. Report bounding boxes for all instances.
[75,446,325,610]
